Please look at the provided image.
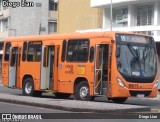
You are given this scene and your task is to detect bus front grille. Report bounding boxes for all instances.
[129,90,152,97]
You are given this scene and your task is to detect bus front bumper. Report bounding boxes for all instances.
[111,87,158,98]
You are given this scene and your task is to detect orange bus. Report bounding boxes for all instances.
[2,31,159,103]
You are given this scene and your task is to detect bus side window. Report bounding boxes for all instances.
[67,39,89,62]
[43,47,48,67]
[10,48,16,67]
[61,40,67,62]
[27,41,42,62]
[4,42,11,61]
[89,46,94,62]
[22,42,27,61]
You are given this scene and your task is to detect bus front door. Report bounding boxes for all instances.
[40,46,55,90]
[94,44,109,96]
[8,47,19,88]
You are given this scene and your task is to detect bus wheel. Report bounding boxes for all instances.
[110,97,128,103]
[22,78,35,96]
[54,93,71,99]
[74,81,93,101]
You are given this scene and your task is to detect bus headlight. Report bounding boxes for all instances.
[153,80,159,88]
[117,78,127,88]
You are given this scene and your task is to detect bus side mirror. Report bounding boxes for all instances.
[116,46,120,57]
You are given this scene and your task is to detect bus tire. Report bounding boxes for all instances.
[74,81,93,101]
[22,78,35,96]
[54,93,71,99]
[110,97,128,103]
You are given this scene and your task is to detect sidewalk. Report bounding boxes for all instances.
[0,93,150,113]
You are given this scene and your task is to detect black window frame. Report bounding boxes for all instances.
[61,40,67,62]
[10,48,18,67]
[4,42,11,61]
[89,46,94,62]
[22,42,28,62]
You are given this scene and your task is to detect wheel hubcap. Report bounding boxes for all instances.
[25,82,32,94]
[80,86,89,99]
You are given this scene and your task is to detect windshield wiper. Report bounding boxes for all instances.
[127,43,138,59]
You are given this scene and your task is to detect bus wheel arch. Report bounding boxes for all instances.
[22,75,42,97]
[74,78,94,101]
[22,75,34,96]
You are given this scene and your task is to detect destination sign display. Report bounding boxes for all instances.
[116,34,152,44]
[30,41,42,45]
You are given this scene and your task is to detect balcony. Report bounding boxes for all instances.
[91,0,157,8]
[48,11,57,21]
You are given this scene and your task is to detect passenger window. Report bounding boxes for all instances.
[61,40,67,62]
[43,47,48,67]
[67,39,89,62]
[22,42,27,61]
[27,41,42,62]
[4,42,11,61]
[90,47,94,62]
[10,48,17,67]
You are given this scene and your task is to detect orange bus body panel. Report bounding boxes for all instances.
[1,31,158,99]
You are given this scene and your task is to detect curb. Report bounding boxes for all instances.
[0,98,151,113]
[0,94,151,113]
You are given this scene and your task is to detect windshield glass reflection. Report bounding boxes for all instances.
[117,44,156,77]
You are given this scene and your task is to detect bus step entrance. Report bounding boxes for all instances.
[94,44,109,96]
[102,81,107,95]
[102,88,107,95]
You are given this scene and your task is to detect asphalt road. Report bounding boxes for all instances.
[0,102,159,122]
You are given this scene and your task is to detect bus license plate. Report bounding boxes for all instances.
[137,94,144,98]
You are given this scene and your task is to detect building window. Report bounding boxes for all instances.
[48,22,57,34]
[2,19,8,32]
[66,39,89,62]
[137,5,153,26]
[27,41,42,62]
[113,8,128,27]
[136,31,153,36]
[49,0,58,11]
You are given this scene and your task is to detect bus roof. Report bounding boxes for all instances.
[4,31,152,42]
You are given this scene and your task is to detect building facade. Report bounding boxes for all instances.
[91,0,160,89]
[0,0,58,64]
[58,0,103,33]
[91,0,160,42]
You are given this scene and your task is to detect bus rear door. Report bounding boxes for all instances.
[8,47,21,88]
[40,45,59,91]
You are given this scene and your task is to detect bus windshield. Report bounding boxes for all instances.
[116,34,157,78]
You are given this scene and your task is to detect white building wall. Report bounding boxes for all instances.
[128,4,135,27]
[89,0,160,42]
[104,8,111,29]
